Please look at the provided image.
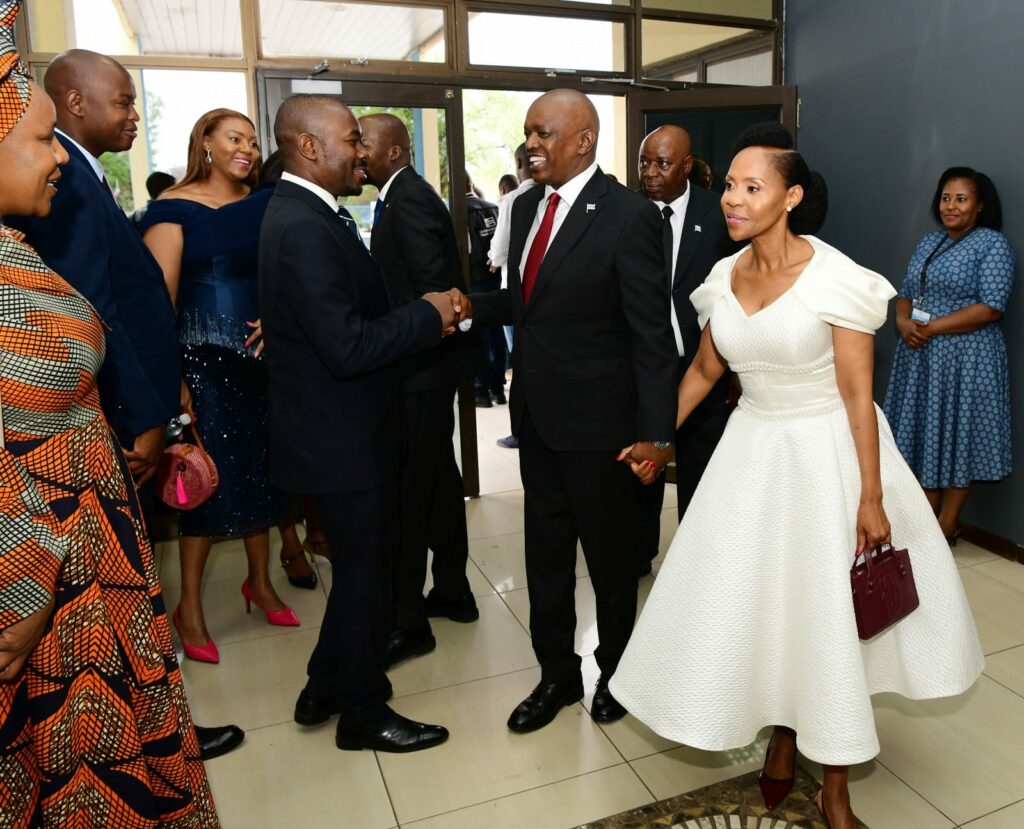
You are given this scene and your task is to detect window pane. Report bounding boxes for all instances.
[468,13,625,73]
[259,1,446,63]
[642,18,768,81]
[642,0,773,18]
[707,49,772,85]
[28,0,243,57]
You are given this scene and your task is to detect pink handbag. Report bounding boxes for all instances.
[156,407,219,510]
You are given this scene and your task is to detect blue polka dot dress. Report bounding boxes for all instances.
[883,228,1016,488]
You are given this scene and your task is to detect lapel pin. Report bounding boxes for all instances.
[694,224,702,233]
[586,203,596,213]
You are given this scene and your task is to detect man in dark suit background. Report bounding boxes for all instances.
[9,48,244,761]
[359,113,477,670]
[634,125,738,574]
[470,89,678,733]
[464,172,504,408]
[260,95,458,753]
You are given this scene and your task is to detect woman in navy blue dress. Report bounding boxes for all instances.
[883,167,1015,541]
[141,109,305,662]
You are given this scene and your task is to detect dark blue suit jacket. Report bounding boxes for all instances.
[258,180,442,494]
[9,135,180,445]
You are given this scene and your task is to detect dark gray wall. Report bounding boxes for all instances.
[785,0,1024,543]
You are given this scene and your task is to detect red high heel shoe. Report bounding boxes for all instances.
[758,731,796,811]
[172,607,220,664]
[241,581,300,626]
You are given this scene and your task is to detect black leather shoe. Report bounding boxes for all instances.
[474,394,492,408]
[635,560,653,577]
[195,724,245,760]
[385,627,436,669]
[336,708,449,753]
[493,390,507,405]
[507,679,584,733]
[591,676,627,723]
[424,590,479,623]
[294,689,343,726]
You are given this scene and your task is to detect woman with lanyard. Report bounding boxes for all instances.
[884,167,1016,543]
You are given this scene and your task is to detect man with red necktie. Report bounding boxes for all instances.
[469,89,677,733]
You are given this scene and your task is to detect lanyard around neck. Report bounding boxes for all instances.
[917,226,977,302]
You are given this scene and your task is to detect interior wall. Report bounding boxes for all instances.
[785,0,1024,544]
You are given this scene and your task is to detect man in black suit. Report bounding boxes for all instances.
[9,48,243,761]
[259,95,459,753]
[470,90,678,733]
[634,125,738,573]
[358,113,477,669]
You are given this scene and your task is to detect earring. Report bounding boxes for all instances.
[205,148,212,164]
[786,206,793,213]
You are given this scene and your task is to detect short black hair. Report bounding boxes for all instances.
[498,173,517,191]
[146,171,175,199]
[731,121,827,235]
[930,167,1003,230]
[259,149,283,186]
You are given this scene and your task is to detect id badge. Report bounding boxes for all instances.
[910,302,932,323]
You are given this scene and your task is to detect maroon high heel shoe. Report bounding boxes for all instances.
[241,581,300,626]
[758,731,796,811]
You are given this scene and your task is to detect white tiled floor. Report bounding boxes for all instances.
[158,404,1024,828]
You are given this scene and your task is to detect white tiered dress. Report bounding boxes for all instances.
[609,236,985,765]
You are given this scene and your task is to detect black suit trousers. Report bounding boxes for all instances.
[635,361,732,563]
[395,383,471,630]
[518,411,639,683]
[307,486,396,722]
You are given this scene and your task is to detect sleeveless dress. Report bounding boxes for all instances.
[139,189,290,538]
[883,228,1015,488]
[0,228,218,827]
[609,235,985,766]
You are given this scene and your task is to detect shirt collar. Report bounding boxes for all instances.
[377,165,409,204]
[281,171,340,214]
[544,161,599,208]
[654,183,690,218]
[56,128,105,182]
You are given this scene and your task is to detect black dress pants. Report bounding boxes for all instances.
[395,383,471,630]
[306,486,395,722]
[518,411,639,684]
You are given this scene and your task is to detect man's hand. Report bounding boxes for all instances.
[447,288,473,323]
[124,424,165,485]
[896,315,931,350]
[617,441,673,486]
[422,291,457,336]
[0,599,53,683]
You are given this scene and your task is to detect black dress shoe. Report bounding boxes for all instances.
[591,676,627,723]
[507,679,584,733]
[474,393,493,408]
[635,560,653,577]
[493,389,507,405]
[424,590,479,623]
[195,724,245,760]
[336,707,449,753]
[294,689,343,726]
[385,627,436,669]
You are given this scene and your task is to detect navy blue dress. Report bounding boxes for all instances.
[140,188,291,536]
[883,228,1016,488]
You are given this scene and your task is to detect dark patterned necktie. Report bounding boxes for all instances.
[336,205,361,239]
[662,205,674,287]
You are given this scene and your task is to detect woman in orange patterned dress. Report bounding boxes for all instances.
[0,2,218,825]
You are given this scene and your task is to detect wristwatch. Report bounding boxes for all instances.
[651,441,671,450]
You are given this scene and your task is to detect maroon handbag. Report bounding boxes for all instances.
[850,543,920,640]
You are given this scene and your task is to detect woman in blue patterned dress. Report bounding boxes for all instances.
[883,167,1015,541]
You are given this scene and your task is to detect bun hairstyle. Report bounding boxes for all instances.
[930,166,1003,231]
[731,121,828,235]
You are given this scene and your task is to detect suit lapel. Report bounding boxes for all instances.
[526,170,607,309]
[673,185,708,290]
[507,184,544,311]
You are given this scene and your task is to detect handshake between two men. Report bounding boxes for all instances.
[421,287,473,337]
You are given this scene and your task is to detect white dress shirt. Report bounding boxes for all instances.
[654,184,691,357]
[56,128,105,182]
[518,161,599,279]
[489,178,538,288]
[281,171,340,213]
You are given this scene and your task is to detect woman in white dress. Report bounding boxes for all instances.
[610,125,984,828]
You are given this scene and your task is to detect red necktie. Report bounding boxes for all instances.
[521,192,561,303]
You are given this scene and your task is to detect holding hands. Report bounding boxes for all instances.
[618,441,673,486]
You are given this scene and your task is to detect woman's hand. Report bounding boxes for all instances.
[245,319,265,358]
[895,315,930,350]
[179,380,192,412]
[616,444,661,485]
[0,599,53,683]
[856,497,892,553]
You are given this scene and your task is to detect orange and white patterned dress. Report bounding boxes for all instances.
[0,226,218,827]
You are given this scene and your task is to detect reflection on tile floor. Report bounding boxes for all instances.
[174,404,1024,828]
